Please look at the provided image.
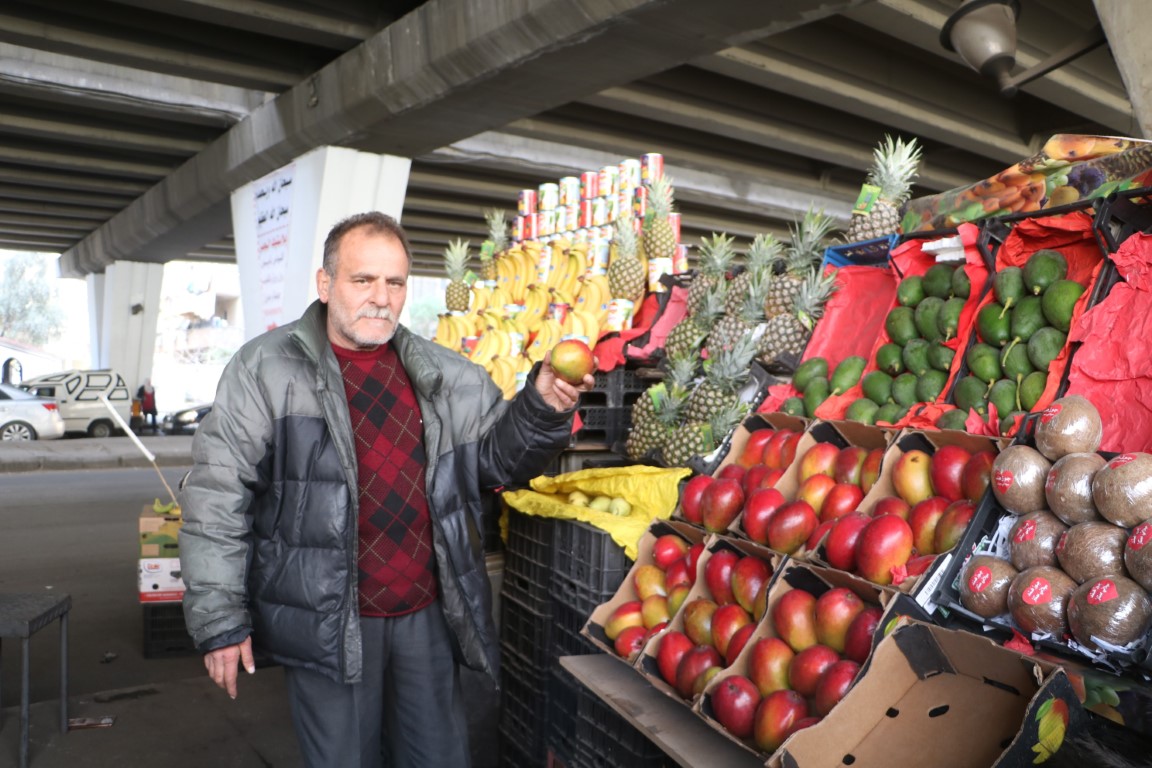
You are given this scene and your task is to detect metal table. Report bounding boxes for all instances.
[0,593,71,768]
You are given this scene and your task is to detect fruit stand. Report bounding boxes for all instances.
[431,141,1152,766]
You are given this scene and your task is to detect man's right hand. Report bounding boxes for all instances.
[204,636,255,699]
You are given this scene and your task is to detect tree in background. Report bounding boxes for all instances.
[0,252,65,347]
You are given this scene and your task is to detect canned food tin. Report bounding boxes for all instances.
[573,228,590,244]
[538,209,558,237]
[648,257,672,293]
[580,171,599,200]
[554,205,568,233]
[598,165,619,199]
[669,212,681,242]
[563,205,579,233]
[508,332,525,357]
[522,213,538,241]
[619,158,642,189]
[616,190,633,222]
[518,189,537,217]
[512,216,525,242]
[591,197,608,227]
[548,302,571,325]
[604,194,619,223]
[674,243,689,274]
[641,153,664,184]
[461,336,479,355]
[633,184,648,220]
[538,182,560,211]
[578,200,594,228]
[559,176,581,207]
[605,299,635,332]
[589,238,610,275]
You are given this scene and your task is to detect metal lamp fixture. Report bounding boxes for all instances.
[941,0,1106,97]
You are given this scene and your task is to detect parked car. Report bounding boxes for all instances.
[161,403,213,435]
[0,382,66,441]
[19,369,132,438]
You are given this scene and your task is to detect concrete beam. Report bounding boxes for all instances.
[0,141,176,179]
[0,185,131,209]
[60,0,858,277]
[0,110,207,156]
[0,165,149,195]
[1094,0,1152,139]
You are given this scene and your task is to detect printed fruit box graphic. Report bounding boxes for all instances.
[903,134,1152,233]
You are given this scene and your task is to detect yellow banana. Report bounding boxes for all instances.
[446,315,471,349]
[433,315,458,350]
[560,310,574,337]
[527,318,559,362]
[489,285,514,310]
[567,311,585,341]
[491,357,517,399]
[471,284,491,313]
[573,308,601,345]
[492,328,512,359]
[549,287,575,308]
[496,252,517,293]
[560,252,582,298]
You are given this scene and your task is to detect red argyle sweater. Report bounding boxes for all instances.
[333,342,438,617]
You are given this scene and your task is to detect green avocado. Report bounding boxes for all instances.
[953,375,989,415]
[977,302,1011,346]
[1000,410,1028,437]
[793,357,829,393]
[891,373,919,407]
[1041,279,1086,332]
[1009,295,1046,343]
[830,356,867,395]
[896,275,926,308]
[966,342,1003,384]
[885,306,919,346]
[916,369,948,403]
[951,265,971,299]
[803,377,830,418]
[988,378,1019,417]
[922,264,956,299]
[1000,340,1036,382]
[993,267,1025,314]
[875,402,903,425]
[845,398,880,425]
[1019,371,1048,411]
[1027,326,1067,371]
[937,297,966,341]
[1023,249,1069,295]
[781,396,807,417]
[875,343,905,376]
[928,342,956,372]
[936,409,969,431]
[914,297,946,342]
[862,370,894,404]
[902,338,932,377]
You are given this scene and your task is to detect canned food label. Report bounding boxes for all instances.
[580,171,599,200]
[641,153,664,184]
[461,336,479,355]
[993,469,1014,494]
[518,189,538,217]
[1087,579,1119,605]
[1013,519,1037,543]
[589,239,610,275]
[648,257,672,293]
[968,566,993,594]
[591,197,608,227]
[598,165,619,199]
[1022,577,1053,606]
[559,176,581,207]
[674,243,689,274]
[606,299,635,332]
[619,158,642,189]
[1040,404,1062,424]
[548,303,571,324]
[1111,454,1138,468]
[1130,523,1152,550]
[508,332,525,357]
[538,183,560,211]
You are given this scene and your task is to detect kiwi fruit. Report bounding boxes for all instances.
[1034,395,1103,461]
[1008,565,1077,637]
[1124,522,1152,592]
[1008,510,1067,571]
[1045,452,1106,526]
[1055,521,1128,584]
[959,555,1018,619]
[991,445,1053,515]
[1092,452,1152,528]
[1067,576,1152,650]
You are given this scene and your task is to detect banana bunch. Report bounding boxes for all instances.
[468,325,515,368]
[487,354,534,400]
[496,242,544,304]
[526,318,565,363]
[433,313,478,352]
[543,241,585,300]
[569,308,602,345]
[471,283,493,313]
[574,273,611,332]
[519,283,552,334]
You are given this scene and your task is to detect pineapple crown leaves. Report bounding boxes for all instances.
[710,400,751,438]
[786,207,837,272]
[666,352,701,390]
[794,267,839,330]
[746,233,784,271]
[867,135,923,204]
[738,271,772,324]
[443,238,471,281]
[695,278,729,327]
[697,232,738,277]
[703,333,758,391]
[614,208,639,258]
[647,173,676,220]
[482,209,508,254]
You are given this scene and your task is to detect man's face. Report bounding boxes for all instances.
[316,227,409,350]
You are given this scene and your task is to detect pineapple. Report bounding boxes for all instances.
[687,233,737,315]
[847,135,922,243]
[709,269,770,353]
[764,208,837,319]
[480,208,507,282]
[725,233,781,316]
[643,173,678,262]
[662,401,749,468]
[682,334,757,425]
[760,268,839,364]
[443,239,472,312]
[607,210,646,302]
[626,354,696,459]
[663,278,726,361]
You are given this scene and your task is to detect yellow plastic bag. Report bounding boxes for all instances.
[501,465,692,560]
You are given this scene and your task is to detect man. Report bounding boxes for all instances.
[179,211,590,767]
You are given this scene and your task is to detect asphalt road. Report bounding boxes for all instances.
[0,466,204,708]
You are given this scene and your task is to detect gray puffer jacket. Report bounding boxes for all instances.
[178,300,573,684]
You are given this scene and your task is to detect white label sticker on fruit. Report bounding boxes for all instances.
[1111,454,1138,468]
[1022,578,1052,605]
[1040,404,1062,424]
[993,469,1014,494]
[969,566,993,593]
[1131,523,1152,550]
[1087,580,1119,605]
[1014,520,1037,543]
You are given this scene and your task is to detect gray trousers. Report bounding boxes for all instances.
[283,602,471,768]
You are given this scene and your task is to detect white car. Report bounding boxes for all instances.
[0,382,66,441]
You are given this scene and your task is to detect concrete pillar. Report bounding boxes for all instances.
[230,146,411,341]
[85,261,164,389]
[1095,0,1152,138]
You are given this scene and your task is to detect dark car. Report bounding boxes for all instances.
[161,403,212,435]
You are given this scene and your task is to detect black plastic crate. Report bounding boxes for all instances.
[505,509,553,563]
[550,518,631,596]
[572,405,630,447]
[142,602,197,659]
[551,595,601,658]
[499,734,535,768]
[573,682,669,768]
[547,665,581,766]
[502,511,554,611]
[499,589,555,672]
[581,367,648,409]
[499,651,550,760]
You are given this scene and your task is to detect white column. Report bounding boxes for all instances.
[86,261,164,388]
[1095,0,1152,139]
[231,146,412,341]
